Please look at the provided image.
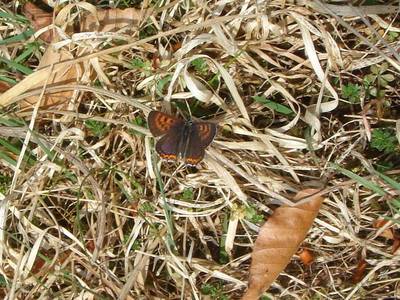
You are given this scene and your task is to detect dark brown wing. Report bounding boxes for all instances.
[148,111,184,137]
[155,125,185,162]
[184,122,217,165]
[193,122,217,147]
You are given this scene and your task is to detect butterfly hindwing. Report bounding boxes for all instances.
[148,111,184,137]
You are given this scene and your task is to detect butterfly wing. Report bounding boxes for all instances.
[148,111,184,137]
[184,122,217,165]
[155,125,185,161]
[193,122,217,147]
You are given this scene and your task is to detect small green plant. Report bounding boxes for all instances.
[387,31,399,42]
[342,83,361,103]
[130,116,145,136]
[139,24,157,39]
[156,75,172,96]
[138,201,155,215]
[371,128,398,154]
[179,187,194,201]
[201,282,228,300]
[130,57,151,76]
[208,74,220,89]
[191,58,208,75]
[0,174,11,194]
[363,63,395,98]
[191,58,220,89]
[219,213,229,264]
[84,120,109,138]
[245,206,264,224]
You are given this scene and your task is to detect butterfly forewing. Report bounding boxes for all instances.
[193,122,217,147]
[156,128,182,161]
[148,111,184,137]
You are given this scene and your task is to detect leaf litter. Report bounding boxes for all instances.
[0,1,399,299]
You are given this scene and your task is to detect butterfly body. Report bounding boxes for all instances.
[148,111,217,165]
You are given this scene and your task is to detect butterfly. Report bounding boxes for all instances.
[147,110,217,165]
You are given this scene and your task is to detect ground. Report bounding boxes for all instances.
[0,0,399,299]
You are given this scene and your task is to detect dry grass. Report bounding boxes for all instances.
[0,0,399,299]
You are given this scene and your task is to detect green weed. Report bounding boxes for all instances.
[371,128,398,154]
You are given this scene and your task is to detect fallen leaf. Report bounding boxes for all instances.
[170,41,182,52]
[351,258,367,284]
[392,238,400,254]
[21,46,79,109]
[22,2,54,43]
[0,81,11,93]
[242,189,324,300]
[152,53,160,70]
[86,240,95,253]
[373,219,394,240]
[298,248,314,266]
[31,256,47,274]
[81,7,142,32]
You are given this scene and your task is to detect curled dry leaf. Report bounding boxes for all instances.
[392,237,400,254]
[21,46,79,110]
[242,189,324,300]
[23,2,54,43]
[351,258,367,284]
[373,219,394,240]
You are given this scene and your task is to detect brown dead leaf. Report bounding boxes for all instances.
[298,248,314,266]
[86,240,96,253]
[31,256,47,275]
[21,46,79,110]
[351,258,367,284]
[392,236,400,254]
[170,41,182,52]
[373,219,394,240]
[22,2,54,43]
[0,81,11,93]
[242,189,324,300]
[81,7,142,32]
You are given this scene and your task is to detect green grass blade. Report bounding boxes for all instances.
[0,56,33,75]
[14,42,38,63]
[0,76,17,85]
[0,138,36,165]
[0,151,16,166]
[0,117,25,127]
[0,28,35,46]
[0,138,23,156]
[153,152,176,251]
[374,171,400,191]
[253,95,294,115]
[330,163,386,196]
[0,11,29,24]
